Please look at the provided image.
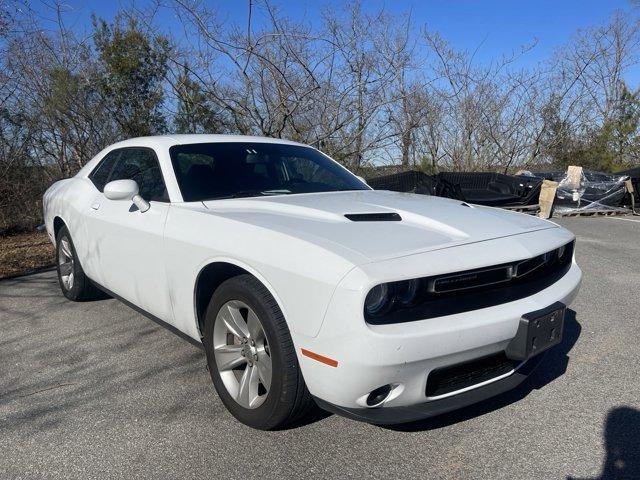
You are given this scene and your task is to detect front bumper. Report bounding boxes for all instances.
[313,353,544,425]
[294,237,582,420]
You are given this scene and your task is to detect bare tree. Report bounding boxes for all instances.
[1,0,640,232]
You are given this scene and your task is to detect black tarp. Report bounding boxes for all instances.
[366,170,541,207]
[437,172,542,206]
[366,171,436,194]
[532,169,630,211]
[367,167,635,212]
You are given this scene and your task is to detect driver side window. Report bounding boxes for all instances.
[108,148,169,202]
[89,150,120,192]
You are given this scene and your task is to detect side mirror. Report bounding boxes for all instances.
[357,175,368,185]
[103,179,150,212]
[104,179,138,200]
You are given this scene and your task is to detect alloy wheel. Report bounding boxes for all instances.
[213,300,272,409]
[58,237,75,291]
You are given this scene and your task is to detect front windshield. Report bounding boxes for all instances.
[169,142,369,202]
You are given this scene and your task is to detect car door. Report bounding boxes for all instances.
[87,147,174,323]
[80,149,123,282]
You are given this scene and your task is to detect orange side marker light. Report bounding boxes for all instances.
[301,348,338,367]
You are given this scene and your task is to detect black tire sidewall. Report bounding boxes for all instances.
[203,276,295,430]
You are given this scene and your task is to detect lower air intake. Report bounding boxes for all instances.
[425,352,519,398]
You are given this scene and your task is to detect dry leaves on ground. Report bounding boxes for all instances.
[0,231,55,279]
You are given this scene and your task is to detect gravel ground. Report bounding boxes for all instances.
[1,216,639,480]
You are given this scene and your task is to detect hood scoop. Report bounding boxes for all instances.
[344,212,402,222]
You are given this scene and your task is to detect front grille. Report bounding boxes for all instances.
[428,242,571,294]
[430,265,512,293]
[425,352,519,398]
[366,240,574,324]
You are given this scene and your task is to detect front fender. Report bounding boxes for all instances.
[163,204,360,340]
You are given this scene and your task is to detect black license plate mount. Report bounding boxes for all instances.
[506,302,565,361]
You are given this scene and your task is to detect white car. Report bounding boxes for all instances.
[43,135,582,429]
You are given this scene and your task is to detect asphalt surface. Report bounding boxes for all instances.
[1,216,639,479]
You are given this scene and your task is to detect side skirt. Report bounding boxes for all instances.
[92,281,204,350]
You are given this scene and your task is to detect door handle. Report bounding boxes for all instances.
[91,203,100,211]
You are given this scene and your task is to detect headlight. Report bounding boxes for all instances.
[364,283,392,316]
[364,279,420,317]
[557,244,566,260]
[395,279,420,306]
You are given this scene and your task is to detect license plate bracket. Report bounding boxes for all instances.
[506,302,565,361]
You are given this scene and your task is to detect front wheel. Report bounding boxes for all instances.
[203,274,315,430]
[55,225,101,301]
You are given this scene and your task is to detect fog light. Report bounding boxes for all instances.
[366,384,393,407]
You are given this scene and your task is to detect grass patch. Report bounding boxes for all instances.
[0,231,55,279]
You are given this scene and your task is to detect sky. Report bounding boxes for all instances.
[30,0,640,85]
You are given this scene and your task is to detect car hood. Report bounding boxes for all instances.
[201,190,556,263]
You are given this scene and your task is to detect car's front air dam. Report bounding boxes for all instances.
[312,353,545,425]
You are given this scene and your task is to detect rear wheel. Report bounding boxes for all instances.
[203,274,315,430]
[56,225,101,301]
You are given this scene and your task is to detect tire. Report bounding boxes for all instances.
[55,225,101,301]
[202,274,315,430]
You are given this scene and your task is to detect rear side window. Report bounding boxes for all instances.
[109,148,169,202]
[89,150,120,192]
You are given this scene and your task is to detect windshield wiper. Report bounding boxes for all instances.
[261,189,291,195]
[212,190,264,200]
[212,189,291,200]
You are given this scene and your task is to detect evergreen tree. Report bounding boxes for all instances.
[93,15,169,137]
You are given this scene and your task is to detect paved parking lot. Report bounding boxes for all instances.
[1,216,639,479]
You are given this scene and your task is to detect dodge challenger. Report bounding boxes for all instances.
[43,135,582,429]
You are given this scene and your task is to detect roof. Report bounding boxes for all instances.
[107,134,308,150]
[75,134,312,181]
